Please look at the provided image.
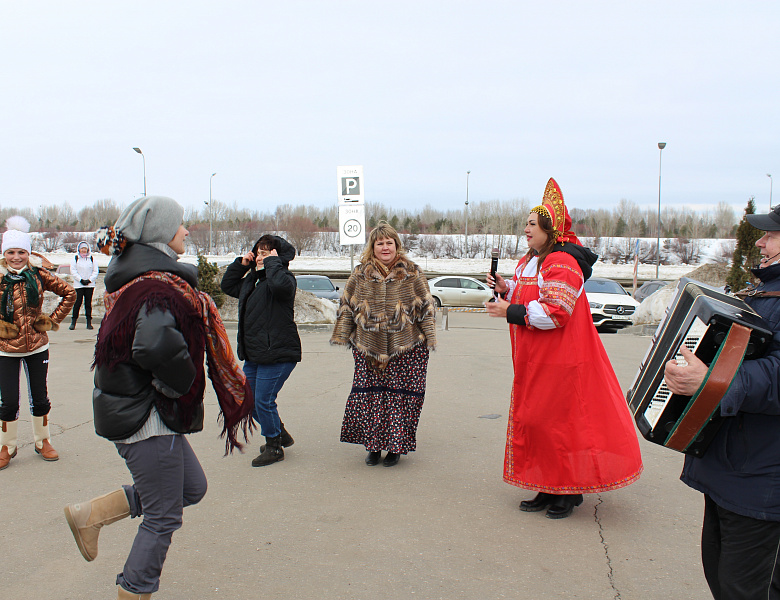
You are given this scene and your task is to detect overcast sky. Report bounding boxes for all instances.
[1,1,777,218]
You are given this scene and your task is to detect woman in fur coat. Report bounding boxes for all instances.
[0,216,76,470]
[331,222,436,467]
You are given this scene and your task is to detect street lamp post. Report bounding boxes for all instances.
[656,142,666,279]
[768,174,774,209]
[132,147,146,196]
[207,172,217,255]
[465,170,471,257]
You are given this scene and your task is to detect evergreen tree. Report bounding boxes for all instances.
[726,197,763,291]
[197,255,226,309]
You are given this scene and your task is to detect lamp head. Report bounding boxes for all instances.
[133,147,143,154]
[658,142,666,150]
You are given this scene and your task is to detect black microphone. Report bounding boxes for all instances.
[489,248,499,288]
[758,250,780,267]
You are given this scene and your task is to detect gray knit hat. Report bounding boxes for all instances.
[114,196,184,245]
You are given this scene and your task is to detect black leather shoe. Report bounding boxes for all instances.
[545,494,584,519]
[383,452,400,467]
[365,451,381,466]
[519,492,555,512]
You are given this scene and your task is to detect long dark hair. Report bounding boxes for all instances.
[524,212,558,273]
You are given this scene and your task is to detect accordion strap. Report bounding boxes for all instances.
[734,289,780,299]
[665,323,751,452]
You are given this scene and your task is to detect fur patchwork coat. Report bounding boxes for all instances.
[330,256,436,362]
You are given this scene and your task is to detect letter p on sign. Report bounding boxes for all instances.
[341,177,360,196]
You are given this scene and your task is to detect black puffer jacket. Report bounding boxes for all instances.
[93,243,203,440]
[221,236,301,365]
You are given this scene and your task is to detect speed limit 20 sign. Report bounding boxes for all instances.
[338,204,365,245]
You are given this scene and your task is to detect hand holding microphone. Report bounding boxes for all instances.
[487,248,508,293]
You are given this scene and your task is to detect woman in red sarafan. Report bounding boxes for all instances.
[486,178,642,519]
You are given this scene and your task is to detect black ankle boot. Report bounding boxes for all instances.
[69,318,77,330]
[259,423,294,453]
[519,492,555,512]
[545,494,584,519]
[383,452,400,467]
[86,318,93,330]
[365,451,381,466]
[251,435,284,467]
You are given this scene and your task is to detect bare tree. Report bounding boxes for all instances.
[284,216,318,256]
[36,230,62,252]
[671,237,701,264]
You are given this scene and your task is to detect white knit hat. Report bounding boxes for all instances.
[2,216,32,254]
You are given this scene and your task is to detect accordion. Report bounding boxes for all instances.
[627,278,772,456]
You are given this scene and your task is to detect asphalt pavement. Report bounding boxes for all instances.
[1,313,711,600]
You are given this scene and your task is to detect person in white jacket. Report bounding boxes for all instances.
[69,241,99,330]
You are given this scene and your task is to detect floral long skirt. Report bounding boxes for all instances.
[340,344,429,454]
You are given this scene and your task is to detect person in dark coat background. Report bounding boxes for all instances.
[665,204,780,600]
[221,234,301,467]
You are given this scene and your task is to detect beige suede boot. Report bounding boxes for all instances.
[117,586,152,599]
[64,489,130,561]
[32,414,59,461]
[0,420,18,470]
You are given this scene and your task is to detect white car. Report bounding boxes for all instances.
[428,276,494,307]
[583,277,640,331]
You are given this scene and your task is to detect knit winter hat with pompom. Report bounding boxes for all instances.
[2,216,32,254]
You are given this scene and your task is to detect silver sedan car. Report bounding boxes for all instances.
[295,275,341,301]
[428,276,494,307]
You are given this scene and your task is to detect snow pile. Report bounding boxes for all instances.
[633,286,677,325]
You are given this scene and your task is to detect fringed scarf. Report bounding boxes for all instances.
[94,271,254,454]
[1,268,39,323]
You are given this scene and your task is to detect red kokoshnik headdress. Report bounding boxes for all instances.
[531,178,582,247]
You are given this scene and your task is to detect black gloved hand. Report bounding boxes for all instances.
[80,279,90,286]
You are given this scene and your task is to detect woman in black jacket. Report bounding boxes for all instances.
[221,234,301,467]
[63,196,252,600]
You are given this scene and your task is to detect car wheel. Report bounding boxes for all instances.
[432,296,442,308]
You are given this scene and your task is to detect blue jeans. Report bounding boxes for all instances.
[243,361,296,438]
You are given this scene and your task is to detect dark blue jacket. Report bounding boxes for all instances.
[220,236,301,365]
[681,262,780,521]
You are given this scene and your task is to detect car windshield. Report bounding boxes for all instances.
[584,279,627,295]
[298,278,334,291]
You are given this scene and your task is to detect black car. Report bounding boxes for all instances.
[634,280,671,303]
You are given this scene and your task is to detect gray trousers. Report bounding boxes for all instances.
[115,435,207,594]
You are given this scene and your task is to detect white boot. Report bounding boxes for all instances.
[0,420,18,470]
[32,415,59,461]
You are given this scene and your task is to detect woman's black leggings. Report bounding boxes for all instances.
[72,287,94,320]
[0,350,50,421]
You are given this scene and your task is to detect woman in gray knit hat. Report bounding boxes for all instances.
[64,196,253,600]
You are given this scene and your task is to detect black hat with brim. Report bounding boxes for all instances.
[746,206,780,231]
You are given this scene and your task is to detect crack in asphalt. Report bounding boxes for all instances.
[595,495,622,600]
[14,418,94,448]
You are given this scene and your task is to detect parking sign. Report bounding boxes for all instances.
[337,165,364,205]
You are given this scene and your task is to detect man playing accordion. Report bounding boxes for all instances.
[665,205,780,600]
